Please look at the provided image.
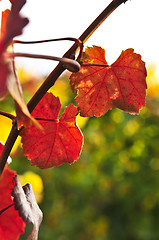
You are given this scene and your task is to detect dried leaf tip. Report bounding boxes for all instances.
[12,175,43,240]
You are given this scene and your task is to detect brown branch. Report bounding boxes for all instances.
[0,123,20,176]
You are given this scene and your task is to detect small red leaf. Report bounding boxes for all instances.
[0,167,25,240]
[70,46,147,117]
[20,92,83,169]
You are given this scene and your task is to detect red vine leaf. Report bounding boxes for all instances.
[20,92,83,169]
[70,46,147,117]
[0,1,28,54]
[0,167,25,239]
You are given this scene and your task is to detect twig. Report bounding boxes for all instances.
[13,37,82,46]
[0,123,20,176]
[0,111,15,120]
[5,52,81,73]
[13,37,84,62]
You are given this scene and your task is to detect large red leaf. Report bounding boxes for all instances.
[20,92,83,169]
[0,167,25,240]
[70,46,147,117]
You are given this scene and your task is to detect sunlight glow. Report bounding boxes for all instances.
[1,1,159,77]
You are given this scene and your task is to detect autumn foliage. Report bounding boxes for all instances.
[70,46,147,117]
[21,92,83,168]
[0,0,149,239]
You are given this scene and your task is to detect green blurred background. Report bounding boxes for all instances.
[1,65,159,240]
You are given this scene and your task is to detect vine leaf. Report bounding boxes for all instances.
[0,167,25,239]
[12,175,43,240]
[20,92,83,169]
[0,1,29,54]
[70,46,147,117]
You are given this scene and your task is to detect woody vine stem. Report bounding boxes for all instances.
[0,0,128,175]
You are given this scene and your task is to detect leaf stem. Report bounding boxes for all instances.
[81,63,109,67]
[0,111,15,120]
[0,203,15,215]
[13,37,84,62]
[13,37,82,46]
[5,52,81,73]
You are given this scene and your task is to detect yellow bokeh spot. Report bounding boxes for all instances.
[76,115,89,129]
[143,195,157,210]
[92,217,109,238]
[119,150,130,163]
[111,140,123,151]
[123,120,139,137]
[99,177,114,191]
[150,158,159,170]
[130,140,145,158]
[146,64,159,97]
[49,77,69,105]
[111,110,124,123]
[125,161,140,173]
[19,171,43,203]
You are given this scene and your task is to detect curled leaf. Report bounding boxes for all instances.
[0,168,25,239]
[7,55,41,129]
[12,175,43,240]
